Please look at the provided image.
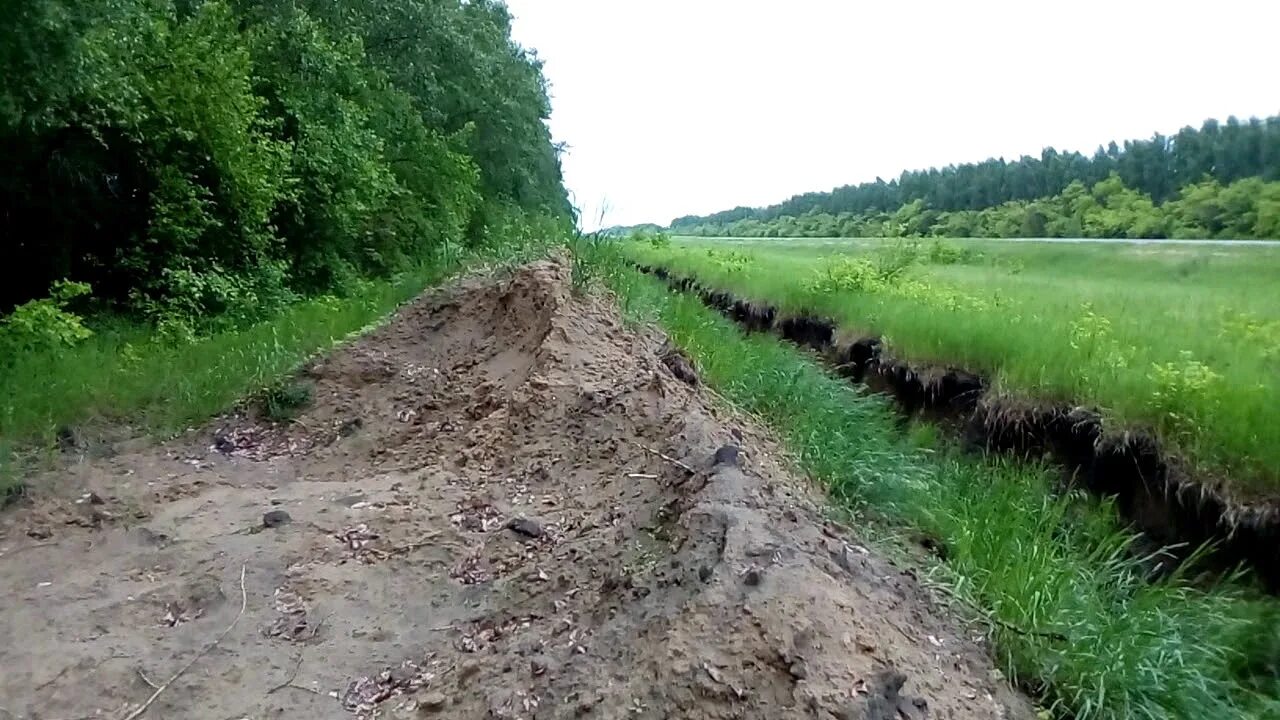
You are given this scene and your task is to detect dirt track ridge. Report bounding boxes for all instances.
[0,260,1029,719]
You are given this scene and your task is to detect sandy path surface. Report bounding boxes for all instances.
[0,260,1029,719]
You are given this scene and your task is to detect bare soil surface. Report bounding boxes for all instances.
[0,260,1031,720]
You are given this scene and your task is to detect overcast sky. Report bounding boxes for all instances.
[504,0,1278,229]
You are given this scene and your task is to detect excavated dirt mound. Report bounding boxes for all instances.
[0,260,1030,720]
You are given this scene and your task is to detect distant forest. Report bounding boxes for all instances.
[671,115,1280,240]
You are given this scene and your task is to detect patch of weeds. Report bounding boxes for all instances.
[258,379,314,423]
[569,234,608,295]
[0,476,25,509]
[904,420,940,450]
[0,440,25,508]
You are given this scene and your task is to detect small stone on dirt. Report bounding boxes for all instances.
[457,659,481,682]
[712,445,740,468]
[213,434,235,454]
[131,527,170,547]
[262,510,292,528]
[506,517,543,539]
[56,425,79,452]
[742,567,762,586]
[530,655,557,677]
[339,417,363,437]
[75,491,105,506]
[418,691,448,712]
[698,565,713,583]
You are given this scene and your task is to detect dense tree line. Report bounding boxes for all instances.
[676,175,1280,241]
[1,0,570,326]
[671,114,1280,237]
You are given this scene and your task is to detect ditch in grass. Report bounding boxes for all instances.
[578,242,1280,720]
[625,238,1280,498]
[633,262,1280,588]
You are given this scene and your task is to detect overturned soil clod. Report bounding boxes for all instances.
[0,260,1030,720]
[636,264,1280,590]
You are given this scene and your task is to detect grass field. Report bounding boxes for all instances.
[576,241,1280,720]
[624,236,1280,497]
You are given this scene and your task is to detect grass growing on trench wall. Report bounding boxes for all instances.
[574,239,1280,720]
[625,238,1280,496]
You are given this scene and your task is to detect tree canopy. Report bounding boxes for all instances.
[0,0,571,324]
[671,115,1280,240]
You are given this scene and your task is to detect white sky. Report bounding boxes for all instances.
[505,0,1279,229]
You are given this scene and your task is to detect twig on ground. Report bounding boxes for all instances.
[266,654,306,695]
[363,532,441,562]
[628,440,695,474]
[34,666,72,693]
[35,651,131,694]
[265,610,332,697]
[386,532,442,556]
[0,540,57,558]
[626,472,659,480]
[137,668,161,690]
[121,564,249,720]
[305,611,333,641]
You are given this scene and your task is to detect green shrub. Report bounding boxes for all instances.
[0,280,94,357]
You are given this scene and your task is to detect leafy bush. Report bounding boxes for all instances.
[926,239,981,265]
[0,281,93,357]
[704,248,752,273]
[1148,351,1222,441]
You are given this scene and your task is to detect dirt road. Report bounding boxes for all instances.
[0,260,1030,719]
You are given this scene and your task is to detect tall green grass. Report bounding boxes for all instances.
[0,242,552,493]
[580,241,1280,720]
[627,238,1280,496]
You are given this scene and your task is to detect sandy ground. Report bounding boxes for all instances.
[0,260,1031,719]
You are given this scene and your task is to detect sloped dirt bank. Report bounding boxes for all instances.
[637,264,1280,590]
[0,260,1029,720]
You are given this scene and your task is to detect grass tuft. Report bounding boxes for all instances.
[257,379,314,423]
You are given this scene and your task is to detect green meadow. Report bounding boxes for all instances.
[625,236,1280,497]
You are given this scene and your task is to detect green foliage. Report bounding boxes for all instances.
[0,280,94,356]
[704,248,752,273]
[925,238,978,265]
[1148,351,1222,444]
[672,114,1280,232]
[0,0,570,330]
[647,231,672,249]
[679,173,1280,241]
